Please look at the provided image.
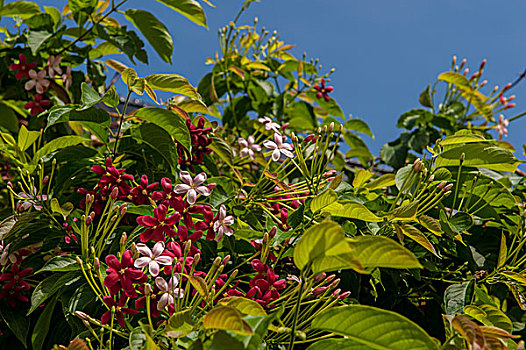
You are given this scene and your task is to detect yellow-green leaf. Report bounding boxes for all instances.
[145,74,201,100]
[395,223,438,257]
[364,174,396,190]
[323,201,383,222]
[352,169,374,189]
[156,0,207,28]
[452,315,486,350]
[311,189,338,213]
[202,306,253,336]
[218,297,267,316]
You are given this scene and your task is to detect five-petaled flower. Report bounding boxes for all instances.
[47,55,62,78]
[246,260,286,306]
[155,275,184,311]
[91,157,134,195]
[137,204,180,242]
[495,114,509,140]
[25,94,51,116]
[213,205,234,242]
[263,133,294,162]
[152,178,184,210]
[134,242,173,277]
[0,264,33,291]
[101,294,139,328]
[238,135,261,160]
[25,69,50,94]
[9,54,37,80]
[104,250,147,298]
[313,78,334,102]
[258,116,281,133]
[129,175,158,205]
[174,171,214,205]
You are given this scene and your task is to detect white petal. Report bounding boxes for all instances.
[149,261,160,276]
[151,242,165,257]
[238,138,248,147]
[281,143,293,151]
[196,186,211,196]
[219,205,226,220]
[193,172,207,186]
[155,277,168,292]
[134,257,151,268]
[273,133,282,146]
[187,189,197,205]
[272,149,281,162]
[174,288,185,298]
[281,149,294,158]
[173,184,191,194]
[155,256,173,265]
[28,70,37,79]
[179,171,193,186]
[136,243,152,257]
[25,80,35,91]
[223,216,234,225]
[263,140,277,150]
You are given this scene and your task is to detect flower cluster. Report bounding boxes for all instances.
[244,259,286,306]
[176,117,213,170]
[0,263,33,307]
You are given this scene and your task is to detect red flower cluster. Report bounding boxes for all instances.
[9,54,37,80]
[313,78,334,102]
[268,185,308,231]
[0,264,33,307]
[176,117,213,170]
[104,250,147,298]
[245,259,286,306]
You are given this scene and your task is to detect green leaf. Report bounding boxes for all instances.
[0,0,40,18]
[133,107,191,150]
[129,327,147,350]
[312,305,439,350]
[293,221,362,273]
[397,109,433,129]
[451,315,486,350]
[435,143,522,172]
[33,135,86,161]
[36,254,79,274]
[18,124,40,151]
[165,310,195,338]
[145,74,201,100]
[124,9,173,64]
[45,105,110,131]
[347,235,423,270]
[395,223,438,257]
[323,201,383,222]
[29,272,81,314]
[444,282,473,316]
[156,0,207,28]
[464,304,513,333]
[419,85,433,108]
[498,233,507,268]
[188,275,209,299]
[380,137,409,169]
[345,118,374,138]
[418,215,442,236]
[80,82,102,109]
[218,297,267,317]
[364,174,396,190]
[133,123,178,172]
[0,103,19,132]
[352,169,374,189]
[27,30,52,53]
[308,338,368,350]
[449,212,473,232]
[0,300,30,347]
[311,189,338,213]
[208,136,233,166]
[389,201,419,221]
[202,306,254,336]
[31,296,57,350]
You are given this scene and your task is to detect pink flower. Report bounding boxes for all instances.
[174,171,214,205]
[495,114,509,140]
[155,275,184,311]
[238,135,261,160]
[263,133,294,162]
[47,55,62,78]
[24,94,51,116]
[258,116,281,133]
[9,54,37,80]
[25,69,50,94]
[313,78,334,102]
[213,205,234,242]
[134,242,173,277]
[62,65,72,90]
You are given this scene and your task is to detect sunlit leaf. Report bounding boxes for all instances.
[156,0,207,28]
[452,315,486,350]
[394,223,438,256]
[202,306,254,336]
[133,107,191,150]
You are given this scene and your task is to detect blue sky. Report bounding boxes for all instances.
[29,1,526,155]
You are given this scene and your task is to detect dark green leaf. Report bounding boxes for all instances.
[36,254,79,274]
[133,107,191,150]
[444,282,473,316]
[31,296,57,350]
[0,300,30,347]
[419,85,433,108]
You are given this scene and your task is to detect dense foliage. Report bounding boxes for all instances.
[1,1,526,349]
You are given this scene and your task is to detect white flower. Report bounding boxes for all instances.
[155,275,184,311]
[25,69,50,94]
[134,242,173,277]
[258,116,281,133]
[263,133,294,162]
[238,135,261,160]
[62,65,72,90]
[213,205,234,242]
[495,114,509,140]
[174,171,214,205]
[47,55,62,78]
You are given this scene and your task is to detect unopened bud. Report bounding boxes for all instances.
[110,187,118,200]
[463,68,469,76]
[86,194,94,206]
[444,190,452,197]
[193,253,201,266]
[145,283,152,295]
[428,174,435,182]
[502,83,512,93]
[331,278,341,288]
[443,184,453,192]
[480,80,487,87]
[85,215,93,226]
[184,240,192,254]
[291,133,297,142]
[110,214,117,223]
[329,122,334,131]
[269,226,277,238]
[323,170,337,177]
[119,204,127,217]
[94,257,100,269]
[7,182,12,189]
[281,122,289,130]
[460,153,465,162]
[312,286,327,296]
[42,175,49,185]
[460,58,467,69]
[452,56,457,65]
[120,232,127,246]
[304,134,316,143]
[325,274,336,284]
[213,256,222,267]
[75,311,89,320]
[339,291,351,299]
[76,256,83,265]
[222,255,230,266]
[479,59,486,71]
[332,288,341,297]
[437,181,447,189]
[314,272,326,283]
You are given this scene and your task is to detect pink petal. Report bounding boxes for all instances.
[193,172,207,186]
[263,140,277,150]
[134,257,151,268]
[272,149,281,162]
[136,243,152,257]
[179,171,193,186]
[196,186,211,196]
[281,149,294,158]
[151,242,165,257]
[155,256,173,265]
[173,184,191,194]
[187,189,197,205]
[155,277,168,292]
[149,261,160,276]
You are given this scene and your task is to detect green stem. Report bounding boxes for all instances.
[112,89,132,159]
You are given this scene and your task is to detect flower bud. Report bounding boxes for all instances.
[443,184,453,192]
[94,257,100,270]
[86,194,94,206]
[76,256,83,265]
[145,283,152,295]
[325,274,336,284]
[110,187,119,201]
[42,175,49,185]
[312,286,327,296]
[444,190,452,197]
[324,170,337,177]
[437,181,447,189]
[222,255,230,266]
[339,291,351,299]
[502,82,512,93]
[332,288,341,297]
[480,80,487,87]
[74,311,89,320]
[479,59,486,71]
[452,56,457,65]
[304,134,316,143]
[331,278,340,288]
[463,68,469,76]
[7,182,12,189]
[329,122,334,132]
[281,122,289,130]
[193,253,201,266]
[119,204,127,217]
[314,272,326,283]
[428,174,435,182]
[85,215,93,226]
[269,226,277,238]
[120,232,127,247]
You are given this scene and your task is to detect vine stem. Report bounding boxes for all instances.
[288,268,307,350]
[112,89,132,159]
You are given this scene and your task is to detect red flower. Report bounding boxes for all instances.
[246,260,286,306]
[313,79,334,102]
[162,241,194,275]
[152,178,185,210]
[137,204,180,242]
[24,94,51,116]
[129,175,158,205]
[135,284,161,318]
[176,117,213,170]
[0,285,30,308]
[0,263,33,291]
[101,294,139,328]
[91,157,134,196]
[104,250,147,298]
[9,54,37,80]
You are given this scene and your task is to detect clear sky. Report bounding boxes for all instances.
[26,1,526,155]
